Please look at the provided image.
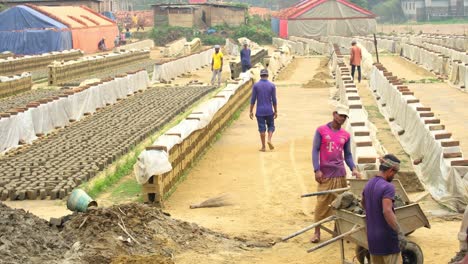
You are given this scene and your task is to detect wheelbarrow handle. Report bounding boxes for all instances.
[301,187,350,198]
[281,215,336,242]
[306,224,364,253]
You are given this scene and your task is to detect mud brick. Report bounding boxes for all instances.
[1,190,8,201]
[429,125,445,131]
[435,133,452,140]
[40,189,47,200]
[424,119,440,124]
[26,190,37,200]
[389,117,395,122]
[16,190,26,200]
[416,107,431,111]
[381,103,386,107]
[50,189,59,200]
[347,96,360,100]
[345,90,358,93]
[383,72,393,77]
[407,99,420,104]
[58,189,66,199]
[444,152,462,159]
[451,160,468,166]
[376,96,381,100]
[441,141,459,147]
[357,157,376,164]
[354,131,370,136]
[351,122,365,127]
[420,112,434,117]
[49,217,63,227]
[356,141,372,147]
[349,105,362,109]
[146,145,168,152]
[402,91,414,95]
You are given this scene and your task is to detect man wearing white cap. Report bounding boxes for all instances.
[310,105,361,243]
[211,45,223,87]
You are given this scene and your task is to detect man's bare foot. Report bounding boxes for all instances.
[267,142,275,150]
[259,148,266,152]
[310,234,320,243]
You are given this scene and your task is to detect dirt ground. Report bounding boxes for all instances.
[378,23,468,35]
[1,55,463,263]
[164,57,462,263]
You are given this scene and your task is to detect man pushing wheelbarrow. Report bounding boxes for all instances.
[283,154,429,264]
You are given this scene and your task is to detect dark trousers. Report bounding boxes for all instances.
[242,64,251,73]
[351,65,361,82]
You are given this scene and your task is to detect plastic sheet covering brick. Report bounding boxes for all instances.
[134,76,252,184]
[0,5,72,55]
[152,48,212,83]
[369,66,468,211]
[0,71,150,153]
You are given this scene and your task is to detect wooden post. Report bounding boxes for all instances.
[373,34,379,63]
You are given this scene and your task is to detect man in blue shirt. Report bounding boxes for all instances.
[249,69,277,152]
[240,42,251,73]
[362,154,407,264]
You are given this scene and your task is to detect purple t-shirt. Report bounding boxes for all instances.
[362,176,400,255]
[312,123,355,178]
[250,79,277,117]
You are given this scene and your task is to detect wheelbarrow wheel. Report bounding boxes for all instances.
[402,241,424,264]
[355,245,371,264]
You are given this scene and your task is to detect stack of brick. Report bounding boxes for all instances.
[0,74,32,98]
[330,43,379,171]
[48,49,150,85]
[0,50,83,76]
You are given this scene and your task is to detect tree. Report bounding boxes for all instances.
[349,0,369,9]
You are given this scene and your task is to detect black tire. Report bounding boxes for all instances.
[356,245,371,264]
[402,241,424,264]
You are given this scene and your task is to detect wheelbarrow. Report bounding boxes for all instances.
[282,178,430,264]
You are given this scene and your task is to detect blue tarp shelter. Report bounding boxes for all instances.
[0,5,73,55]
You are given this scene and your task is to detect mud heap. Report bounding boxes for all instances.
[0,203,69,263]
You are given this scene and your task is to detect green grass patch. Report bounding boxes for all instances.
[110,177,142,202]
[83,154,138,199]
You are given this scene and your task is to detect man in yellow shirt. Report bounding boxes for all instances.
[211,45,223,87]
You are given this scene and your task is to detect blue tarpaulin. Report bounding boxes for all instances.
[271,17,279,36]
[101,11,116,21]
[0,5,73,55]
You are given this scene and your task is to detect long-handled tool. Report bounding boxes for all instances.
[306,224,364,253]
[282,215,337,242]
[301,187,350,198]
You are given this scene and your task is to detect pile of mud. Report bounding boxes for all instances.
[1,202,256,263]
[0,203,69,263]
[301,79,330,89]
[313,72,331,80]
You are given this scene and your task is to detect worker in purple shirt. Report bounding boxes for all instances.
[362,154,407,264]
[311,105,361,243]
[249,69,277,152]
[240,42,251,73]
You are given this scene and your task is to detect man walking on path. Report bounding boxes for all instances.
[350,39,362,83]
[362,154,407,264]
[211,45,223,87]
[240,42,251,73]
[311,105,361,243]
[250,69,277,152]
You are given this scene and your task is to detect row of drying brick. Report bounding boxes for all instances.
[0,85,215,200]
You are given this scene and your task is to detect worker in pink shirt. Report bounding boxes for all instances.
[350,39,362,83]
[310,105,361,243]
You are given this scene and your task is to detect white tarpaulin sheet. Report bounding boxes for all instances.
[152,49,212,83]
[400,43,448,75]
[0,71,150,153]
[289,36,328,55]
[370,66,468,211]
[273,38,306,55]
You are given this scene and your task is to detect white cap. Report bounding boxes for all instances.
[351,39,357,44]
[214,45,221,49]
[335,104,349,117]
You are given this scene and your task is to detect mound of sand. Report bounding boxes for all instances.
[313,72,331,80]
[301,79,330,89]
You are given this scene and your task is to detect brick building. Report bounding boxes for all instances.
[152,3,247,28]
[401,0,468,21]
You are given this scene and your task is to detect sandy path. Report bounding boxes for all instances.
[165,56,462,263]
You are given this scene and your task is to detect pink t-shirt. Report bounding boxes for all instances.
[315,124,351,178]
[350,45,362,66]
